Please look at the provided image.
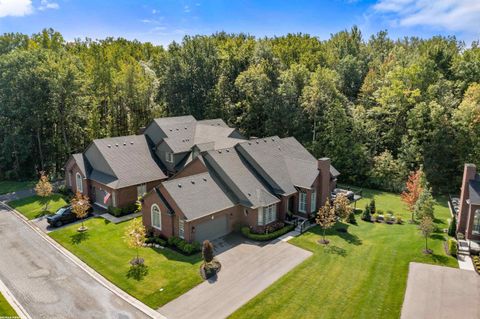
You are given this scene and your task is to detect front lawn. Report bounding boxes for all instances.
[0,292,17,317]
[49,218,203,308]
[9,194,68,220]
[230,188,457,319]
[0,180,35,195]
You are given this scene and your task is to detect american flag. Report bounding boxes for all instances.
[103,190,111,204]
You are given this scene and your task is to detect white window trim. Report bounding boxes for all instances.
[473,209,480,235]
[298,191,307,213]
[179,219,185,239]
[310,188,317,213]
[165,152,174,163]
[151,204,162,231]
[112,191,117,207]
[76,173,83,193]
[258,204,277,226]
[137,183,147,197]
[68,172,72,187]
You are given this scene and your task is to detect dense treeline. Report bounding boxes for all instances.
[1,28,479,193]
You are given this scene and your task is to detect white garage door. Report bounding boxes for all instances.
[195,215,229,243]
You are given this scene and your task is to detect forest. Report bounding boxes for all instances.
[0,27,479,194]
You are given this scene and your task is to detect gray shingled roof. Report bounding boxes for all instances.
[89,135,167,188]
[71,153,88,177]
[204,147,280,208]
[330,165,340,178]
[162,171,235,221]
[469,176,480,205]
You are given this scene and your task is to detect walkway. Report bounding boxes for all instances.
[100,212,142,224]
[0,206,153,319]
[158,234,312,319]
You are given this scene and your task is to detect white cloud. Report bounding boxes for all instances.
[184,5,190,13]
[373,0,480,32]
[0,0,33,17]
[38,0,59,11]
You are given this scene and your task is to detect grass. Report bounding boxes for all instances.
[0,180,35,195]
[8,194,68,220]
[230,187,457,319]
[49,218,203,308]
[0,292,17,317]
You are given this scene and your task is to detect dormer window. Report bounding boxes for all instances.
[165,152,174,163]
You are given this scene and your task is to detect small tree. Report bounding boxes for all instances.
[401,170,424,222]
[448,215,457,237]
[414,187,435,220]
[369,199,376,215]
[35,171,53,211]
[202,240,214,263]
[361,204,371,221]
[134,196,142,214]
[419,216,434,254]
[124,218,146,265]
[316,200,337,245]
[71,192,91,231]
[333,194,353,220]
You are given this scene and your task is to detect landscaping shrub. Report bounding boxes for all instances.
[167,236,201,255]
[447,238,457,256]
[361,204,371,222]
[369,199,376,215]
[396,216,403,224]
[472,255,480,274]
[377,209,384,215]
[241,224,295,241]
[250,221,285,234]
[347,212,356,224]
[448,216,457,237]
[145,236,167,246]
[108,206,124,217]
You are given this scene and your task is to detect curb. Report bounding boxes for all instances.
[0,279,31,319]
[0,203,165,319]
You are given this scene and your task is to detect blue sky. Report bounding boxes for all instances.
[0,0,479,46]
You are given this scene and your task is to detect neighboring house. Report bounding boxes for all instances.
[65,134,167,208]
[457,163,480,240]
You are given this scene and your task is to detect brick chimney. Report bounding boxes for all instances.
[457,164,476,235]
[317,158,331,207]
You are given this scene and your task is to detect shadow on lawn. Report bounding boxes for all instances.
[70,231,90,244]
[126,264,149,281]
[308,223,363,246]
[150,246,202,265]
[324,245,347,257]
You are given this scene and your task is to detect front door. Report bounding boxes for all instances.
[288,196,294,213]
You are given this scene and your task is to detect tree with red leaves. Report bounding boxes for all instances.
[401,169,424,222]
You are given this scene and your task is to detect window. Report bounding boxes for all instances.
[165,152,174,163]
[258,204,277,226]
[151,204,161,230]
[298,190,307,213]
[473,209,480,235]
[112,191,116,207]
[68,172,72,187]
[76,173,83,193]
[310,189,317,213]
[179,219,185,239]
[137,183,147,197]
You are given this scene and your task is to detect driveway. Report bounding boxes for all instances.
[158,234,312,319]
[0,206,151,319]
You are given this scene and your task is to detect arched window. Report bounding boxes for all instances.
[473,209,480,235]
[151,204,162,230]
[76,173,83,193]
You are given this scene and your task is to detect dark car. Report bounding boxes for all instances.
[46,205,93,228]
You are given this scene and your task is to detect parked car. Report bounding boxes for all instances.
[46,205,93,228]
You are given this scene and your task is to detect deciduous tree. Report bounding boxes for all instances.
[419,216,434,254]
[333,193,352,220]
[71,192,91,231]
[316,200,337,245]
[401,169,424,222]
[124,218,146,265]
[35,171,53,211]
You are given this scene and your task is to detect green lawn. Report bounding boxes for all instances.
[0,180,35,195]
[49,218,203,308]
[0,292,17,317]
[230,188,457,319]
[8,194,68,220]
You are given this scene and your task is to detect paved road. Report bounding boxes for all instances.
[0,206,150,319]
[159,234,312,319]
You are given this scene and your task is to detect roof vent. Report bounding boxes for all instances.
[191,181,195,184]
[184,127,187,130]
[176,128,179,131]
[272,138,275,141]
[263,139,267,142]
[203,178,207,182]
[247,193,251,197]
[248,142,252,145]
[123,142,126,146]
[115,143,119,147]
[255,141,259,144]
[226,149,230,152]
[169,129,172,132]
[178,184,182,188]
[218,150,222,154]
[107,144,111,148]
[131,141,134,145]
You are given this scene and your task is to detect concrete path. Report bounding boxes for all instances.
[0,206,153,319]
[458,254,475,271]
[158,235,312,319]
[101,212,142,224]
[401,263,480,319]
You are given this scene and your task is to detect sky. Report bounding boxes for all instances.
[0,0,479,47]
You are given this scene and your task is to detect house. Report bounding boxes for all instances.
[65,115,339,243]
[457,163,480,240]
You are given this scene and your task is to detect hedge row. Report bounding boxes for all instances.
[241,224,295,241]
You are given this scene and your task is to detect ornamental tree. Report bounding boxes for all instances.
[316,200,337,245]
[202,240,214,263]
[35,171,53,211]
[401,169,424,221]
[419,216,434,254]
[124,218,146,265]
[333,193,353,220]
[71,192,91,231]
[414,187,435,220]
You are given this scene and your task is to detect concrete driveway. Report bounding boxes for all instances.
[158,234,312,319]
[0,206,151,319]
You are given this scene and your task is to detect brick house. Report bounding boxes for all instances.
[65,116,339,242]
[457,163,480,240]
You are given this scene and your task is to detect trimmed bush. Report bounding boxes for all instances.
[347,212,356,224]
[167,236,201,255]
[241,224,295,241]
[448,216,457,237]
[361,204,371,222]
[447,238,457,256]
[369,199,376,215]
